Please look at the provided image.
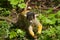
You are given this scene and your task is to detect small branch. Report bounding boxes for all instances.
[41,4,60,10]
[24,0,30,11]
[0,16,16,23]
[53,4,60,10]
[21,0,31,15]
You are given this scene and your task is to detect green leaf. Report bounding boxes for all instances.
[48,14,56,19]
[47,17,56,24]
[18,3,26,8]
[0,7,3,10]
[45,8,53,14]
[56,26,60,34]
[1,10,10,16]
[57,11,60,16]
[17,29,24,34]
[0,21,10,38]
[9,31,17,39]
[9,0,19,5]
[19,0,24,3]
[16,29,26,37]
[41,17,52,24]
[57,19,60,23]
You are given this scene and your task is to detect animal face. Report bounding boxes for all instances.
[26,12,35,21]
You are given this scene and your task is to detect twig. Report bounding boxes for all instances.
[0,16,16,23]
[41,4,60,10]
[24,0,30,11]
[21,0,30,15]
[53,4,60,10]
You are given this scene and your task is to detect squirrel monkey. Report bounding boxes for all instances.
[26,12,42,39]
[20,6,42,39]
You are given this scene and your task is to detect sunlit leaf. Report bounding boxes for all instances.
[18,3,26,8]
[45,8,53,14]
[57,11,60,16]
[9,31,17,39]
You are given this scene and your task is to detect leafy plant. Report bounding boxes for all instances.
[16,29,26,37]
[8,0,26,8]
[9,29,26,39]
[9,31,17,39]
[0,21,11,38]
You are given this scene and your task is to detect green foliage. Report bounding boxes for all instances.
[9,29,26,39]
[0,21,11,38]
[18,3,26,8]
[0,8,11,16]
[45,8,53,14]
[37,9,60,40]
[0,10,10,16]
[56,26,60,34]
[38,13,56,25]
[16,29,26,37]
[8,0,26,8]
[9,31,17,39]
[8,0,19,5]
[43,26,56,36]
[56,11,60,16]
